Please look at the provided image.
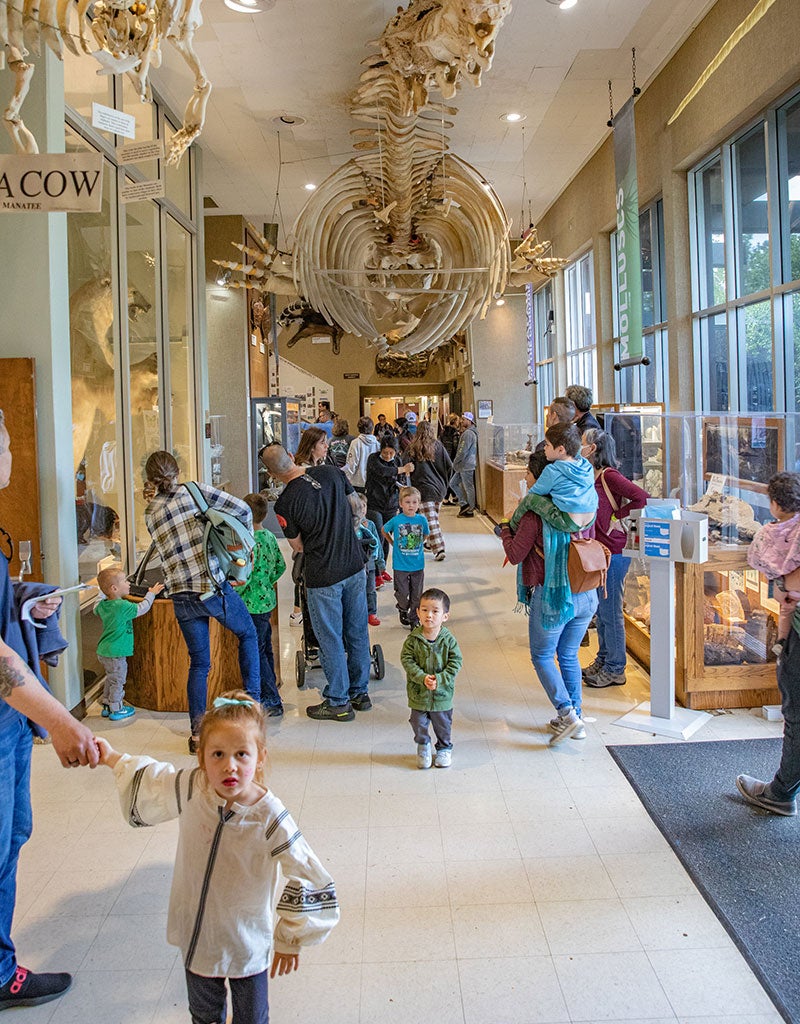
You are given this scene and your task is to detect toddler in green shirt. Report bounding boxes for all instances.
[95,565,163,720]
[238,494,287,716]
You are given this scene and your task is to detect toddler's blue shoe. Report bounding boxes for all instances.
[101,704,110,718]
[108,704,136,721]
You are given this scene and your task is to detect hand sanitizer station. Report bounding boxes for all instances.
[615,499,712,740]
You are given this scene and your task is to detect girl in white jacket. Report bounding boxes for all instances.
[95,692,339,1024]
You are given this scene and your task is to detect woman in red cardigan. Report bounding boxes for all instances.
[580,428,648,688]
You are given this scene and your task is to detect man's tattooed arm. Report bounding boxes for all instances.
[0,651,32,700]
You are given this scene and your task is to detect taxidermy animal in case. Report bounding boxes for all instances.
[0,0,212,162]
[293,0,512,355]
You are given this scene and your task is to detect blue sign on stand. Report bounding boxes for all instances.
[644,541,671,558]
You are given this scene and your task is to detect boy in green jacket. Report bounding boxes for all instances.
[401,588,462,769]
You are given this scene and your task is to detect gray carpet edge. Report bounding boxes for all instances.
[607,738,790,1024]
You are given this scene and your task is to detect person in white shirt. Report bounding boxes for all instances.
[95,691,339,1024]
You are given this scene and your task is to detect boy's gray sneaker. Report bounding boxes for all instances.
[434,748,452,768]
[585,667,627,688]
[549,710,582,745]
[736,775,797,816]
[417,742,432,769]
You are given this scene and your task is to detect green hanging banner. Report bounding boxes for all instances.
[613,97,644,365]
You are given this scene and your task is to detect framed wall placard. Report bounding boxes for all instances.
[477,399,493,419]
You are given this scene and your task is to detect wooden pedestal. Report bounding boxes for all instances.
[127,597,281,712]
[484,462,527,522]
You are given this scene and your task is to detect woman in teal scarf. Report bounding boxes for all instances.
[499,431,599,745]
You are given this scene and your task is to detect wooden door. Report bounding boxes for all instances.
[0,358,43,580]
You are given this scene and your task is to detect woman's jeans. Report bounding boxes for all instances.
[596,553,631,674]
[528,587,598,716]
[172,583,260,733]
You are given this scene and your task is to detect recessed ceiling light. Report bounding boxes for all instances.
[224,0,263,12]
[304,183,316,191]
[546,0,577,7]
[272,114,307,128]
[500,112,526,123]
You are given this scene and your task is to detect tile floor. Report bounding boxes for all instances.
[12,510,786,1023]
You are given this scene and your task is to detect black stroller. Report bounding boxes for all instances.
[294,554,385,687]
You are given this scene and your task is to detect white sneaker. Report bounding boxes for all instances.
[289,611,303,627]
[417,742,432,769]
[434,748,452,768]
[549,710,582,745]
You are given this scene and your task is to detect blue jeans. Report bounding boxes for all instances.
[528,587,598,716]
[251,612,280,709]
[305,569,371,705]
[596,553,630,674]
[172,583,260,733]
[0,712,33,986]
[450,470,476,509]
[185,968,268,1024]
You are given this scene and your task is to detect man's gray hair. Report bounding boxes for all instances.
[564,385,593,413]
[261,443,294,476]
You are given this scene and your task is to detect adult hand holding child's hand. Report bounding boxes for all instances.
[94,736,122,768]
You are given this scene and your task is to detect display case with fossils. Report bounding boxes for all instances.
[606,411,800,710]
[480,423,545,522]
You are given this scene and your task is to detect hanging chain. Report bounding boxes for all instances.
[271,131,287,246]
[632,47,641,96]
[607,80,614,127]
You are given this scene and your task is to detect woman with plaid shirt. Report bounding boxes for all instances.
[143,451,261,752]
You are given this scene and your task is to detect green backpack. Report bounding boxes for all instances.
[183,482,256,589]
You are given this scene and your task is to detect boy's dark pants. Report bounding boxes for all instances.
[767,627,800,802]
[251,612,280,708]
[394,569,424,626]
[410,708,453,751]
[366,567,377,616]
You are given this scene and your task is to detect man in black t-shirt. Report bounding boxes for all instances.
[266,445,371,721]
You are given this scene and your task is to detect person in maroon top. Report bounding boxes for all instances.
[498,451,598,744]
[580,428,648,688]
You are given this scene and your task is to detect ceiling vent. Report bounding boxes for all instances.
[272,114,307,128]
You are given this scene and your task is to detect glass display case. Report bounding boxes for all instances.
[606,411,800,709]
[479,423,544,522]
[251,396,302,492]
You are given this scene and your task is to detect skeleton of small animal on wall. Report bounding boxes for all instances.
[293,0,512,355]
[278,300,343,355]
[0,0,211,163]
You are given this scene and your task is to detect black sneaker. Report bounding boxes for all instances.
[306,700,355,722]
[350,692,372,711]
[265,704,284,717]
[457,506,475,518]
[0,967,72,1010]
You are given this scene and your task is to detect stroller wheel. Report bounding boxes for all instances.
[371,643,385,681]
[296,649,306,688]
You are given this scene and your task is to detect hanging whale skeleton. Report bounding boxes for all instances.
[291,0,513,354]
[0,0,209,162]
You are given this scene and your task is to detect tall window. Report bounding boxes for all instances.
[611,200,668,404]
[532,283,554,422]
[564,251,596,392]
[691,88,800,412]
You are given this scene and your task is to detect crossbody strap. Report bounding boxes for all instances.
[599,469,620,513]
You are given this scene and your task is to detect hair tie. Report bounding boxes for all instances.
[213,697,254,708]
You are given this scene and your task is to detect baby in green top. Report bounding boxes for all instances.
[95,565,163,721]
[238,493,287,716]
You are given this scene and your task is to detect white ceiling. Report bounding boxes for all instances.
[150,0,718,244]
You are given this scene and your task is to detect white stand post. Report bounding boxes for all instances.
[614,515,711,740]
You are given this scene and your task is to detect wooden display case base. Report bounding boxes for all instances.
[484,461,527,522]
[127,597,280,712]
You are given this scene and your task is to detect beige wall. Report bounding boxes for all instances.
[537,0,800,409]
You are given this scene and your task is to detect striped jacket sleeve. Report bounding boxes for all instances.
[268,805,340,954]
[111,753,192,828]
